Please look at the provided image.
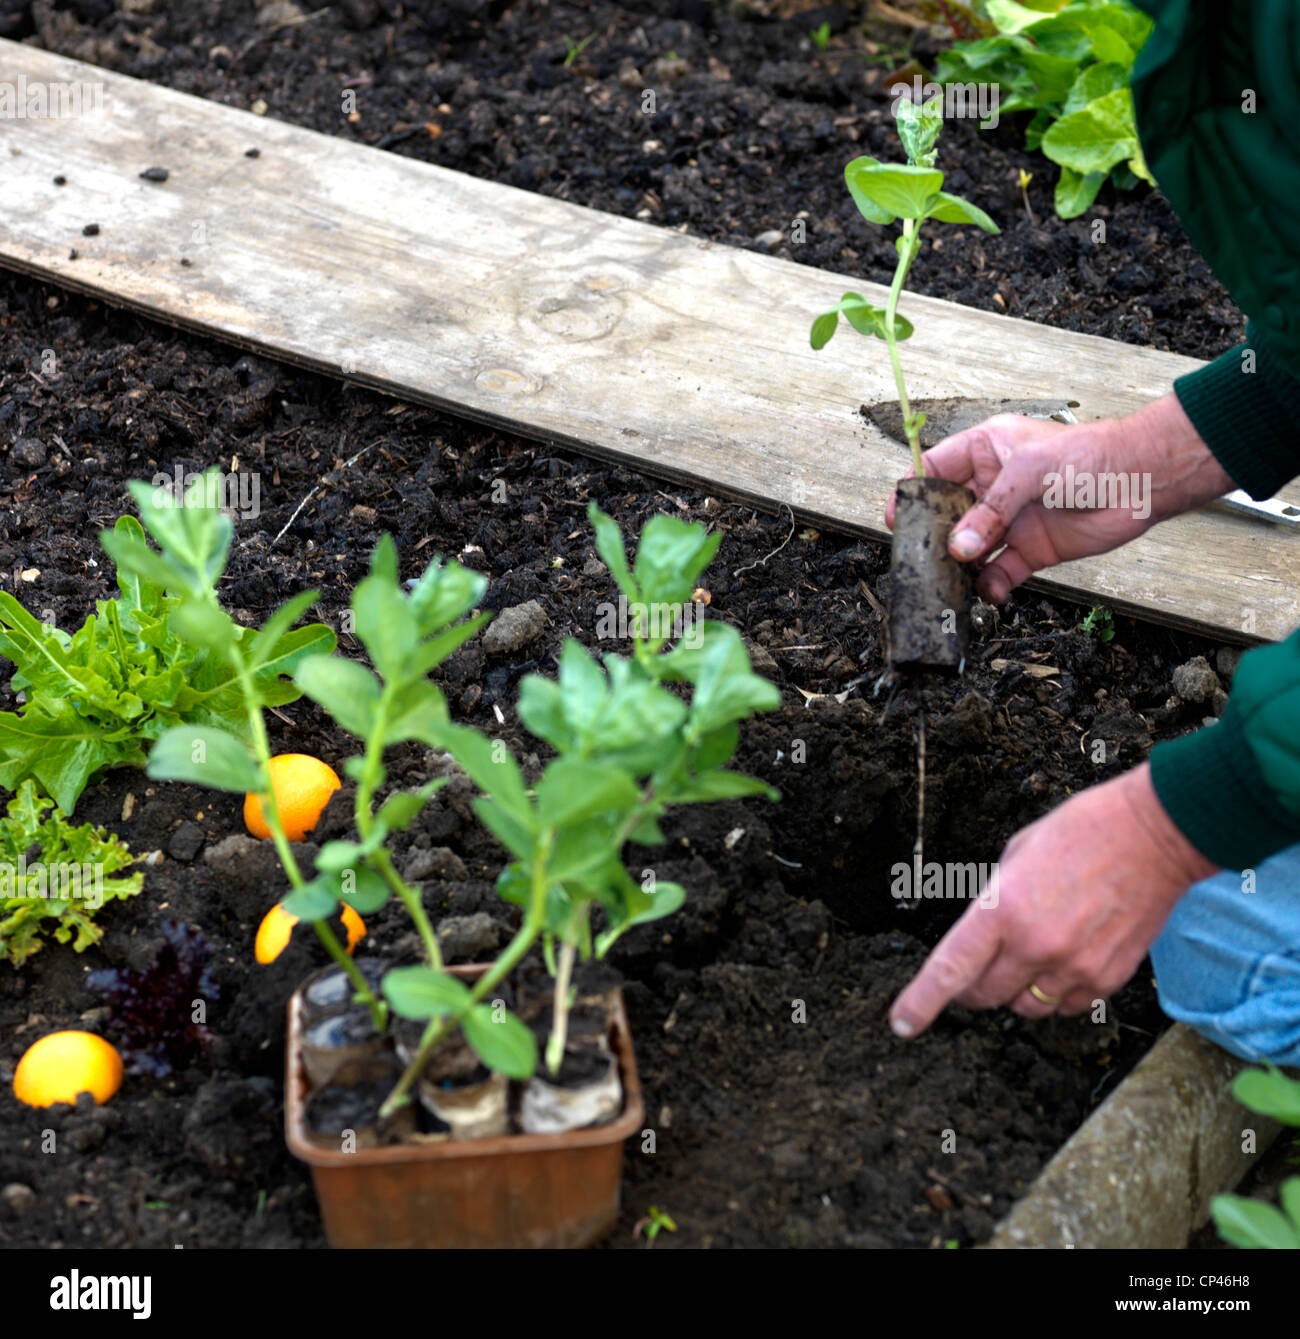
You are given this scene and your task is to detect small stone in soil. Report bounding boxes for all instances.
[1,1184,37,1216]
[166,821,205,862]
[401,845,467,883]
[10,437,47,468]
[1172,655,1221,704]
[480,599,547,653]
[436,912,499,962]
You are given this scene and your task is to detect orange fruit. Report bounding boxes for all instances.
[14,1031,123,1108]
[341,904,366,953]
[255,901,366,964]
[255,903,298,964]
[244,754,340,842]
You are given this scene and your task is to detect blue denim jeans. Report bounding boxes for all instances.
[1150,847,1300,1067]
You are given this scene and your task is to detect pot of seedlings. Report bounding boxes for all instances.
[810,96,1001,671]
[112,473,779,1248]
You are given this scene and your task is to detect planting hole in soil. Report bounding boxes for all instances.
[3,0,1298,1280]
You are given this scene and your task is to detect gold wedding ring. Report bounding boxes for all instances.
[1028,983,1061,1006]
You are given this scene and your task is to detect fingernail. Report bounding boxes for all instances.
[890,1016,914,1039]
[951,529,981,559]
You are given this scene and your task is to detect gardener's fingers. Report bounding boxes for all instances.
[945,441,1057,562]
[974,547,1034,604]
[889,907,1000,1038]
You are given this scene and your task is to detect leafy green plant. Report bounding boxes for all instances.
[934,0,1155,218]
[809,97,1000,476]
[1080,604,1114,643]
[107,471,779,1118]
[0,512,332,815]
[0,779,142,965]
[1212,1066,1300,1250]
[379,503,781,1112]
[809,21,831,52]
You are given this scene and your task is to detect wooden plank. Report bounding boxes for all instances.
[1,40,1296,643]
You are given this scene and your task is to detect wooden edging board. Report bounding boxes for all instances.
[1,40,1297,642]
[987,1024,1283,1249]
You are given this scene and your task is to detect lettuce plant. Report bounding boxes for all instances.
[0,780,143,966]
[934,0,1155,217]
[810,97,1000,475]
[0,515,332,816]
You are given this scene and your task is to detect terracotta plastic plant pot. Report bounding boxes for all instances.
[889,476,976,671]
[285,964,645,1249]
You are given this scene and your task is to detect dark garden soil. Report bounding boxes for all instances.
[0,0,1251,1249]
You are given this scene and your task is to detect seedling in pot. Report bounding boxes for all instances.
[810,96,1001,671]
[379,503,782,1118]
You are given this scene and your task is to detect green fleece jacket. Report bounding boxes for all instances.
[1131,0,1300,868]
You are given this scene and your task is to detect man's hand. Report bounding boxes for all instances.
[884,393,1237,604]
[888,765,1220,1037]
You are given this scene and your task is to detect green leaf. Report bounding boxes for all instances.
[1211,1193,1300,1250]
[665,770,779,803]
[246,590,322,668]
[632,514,722,610]
[280,878,338,923]
[146,725,262,793]
[844,162,943,221]
[406,556,487,637]
[353,564,418,685]
[587,503,640,603]
[437,723,532,828]
[1232,1066,1300,1125]
[595,871,687,957]
[462,1004,538,1078]
[809,309,840,350]
[405,612,490,679]
[383,965,473,1020]
[337,866,389,914]
[843,155,895,225]
[314,840,365,874]
[381,678,450,747]
[1279,1177,1300,1231]
[895,94,943,167]
[925,192,1000,233]
[167,598,237,653]
[688,623,781,734]
[1041,87,1141,180]
[376,779,448,832]
[518,675,571,751]
[812,292,910,347]
[1054,165,1106,219]
[473,796,536,862]
[294,654,382,739]
[536,759,640,830]
[1062,60,1127,117]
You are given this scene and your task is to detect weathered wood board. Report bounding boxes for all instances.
[1,40,1296,642]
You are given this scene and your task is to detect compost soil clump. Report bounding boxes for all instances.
[0,0,1249,1248]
